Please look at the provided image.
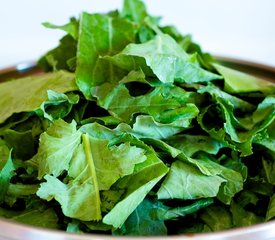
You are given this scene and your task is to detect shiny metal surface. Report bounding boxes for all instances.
[0,61,39,82]
[0,59,274,240]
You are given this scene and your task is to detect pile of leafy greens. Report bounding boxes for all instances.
[0,0,275,236]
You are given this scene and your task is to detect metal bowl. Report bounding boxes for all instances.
[0,58,275,240]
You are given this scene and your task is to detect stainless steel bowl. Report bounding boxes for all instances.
[0,58,275,240]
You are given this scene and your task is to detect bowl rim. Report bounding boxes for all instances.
[1,213,275,240]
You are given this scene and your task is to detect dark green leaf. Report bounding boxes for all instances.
[114,198,167,236]
[230,201,263,227]
[0,207,58,229]
[200,205,233,231]
[266,194,275,220]
[38,35,77,71]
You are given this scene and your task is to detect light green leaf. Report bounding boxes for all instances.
[140,138,182,158]
[185,157,243,204]
[167,134,225,157]
[97,84,181,123]
[31,119,81,179]
[157,160,225,200]
[121,0,148,24]
[69,136,146,191]
[37,122,147,222]
[123,115,183,139]
[213,63,275,94]
[0,71,77,124]
[108,34,221,84]
[37,174,100,221]
[254,124,275,152]
[43,17,79,40]
[36,90,79,121]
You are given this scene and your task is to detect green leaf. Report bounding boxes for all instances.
[198,94,275,156]
[254,123,275,152]
[167,134,225,157]
[200,205,233,231]
[37,122,147,221]
[37,173,101,221]
[0,71,77,124]
[161,198,214,220]
[113,198,167,236]
[38,35,77,71]
[198,84,254,112]
[42,17,79,40]
[107,34,221,84]
[2,129,36,160]
[157,160,225,200]
[236,191,259,208]
[38,134,106,221]
[97,84,181,123]
[31,119,82,179]
[75,12,137,99]
[213,63,275,94]
[185,157,243,204]
[246,177,273,196]
[0,207,58,229]
[69,135,146,191]
[36,90,79,121]
[112,196,213,235]
[157,154,243,204]
[66,220,82,233]
[262,154,275,185]
[83,220,112,232]
[79,122,121,141]
[103,151,168,228]
[121,0,148,24]
[5,184,39,206]
[120,115,184,139]
[0,143,14,203]
[137,137,182,158]
[266,194,275,220]
[230,201,263,227]
[0,0,274,235]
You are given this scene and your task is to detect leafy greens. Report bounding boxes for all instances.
[0,0,274,236]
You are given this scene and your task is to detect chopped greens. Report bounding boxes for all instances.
[0,0,274,236]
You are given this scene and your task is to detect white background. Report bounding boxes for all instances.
[0,0,275,69]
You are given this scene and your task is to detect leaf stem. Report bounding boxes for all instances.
[82,133,102,220]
